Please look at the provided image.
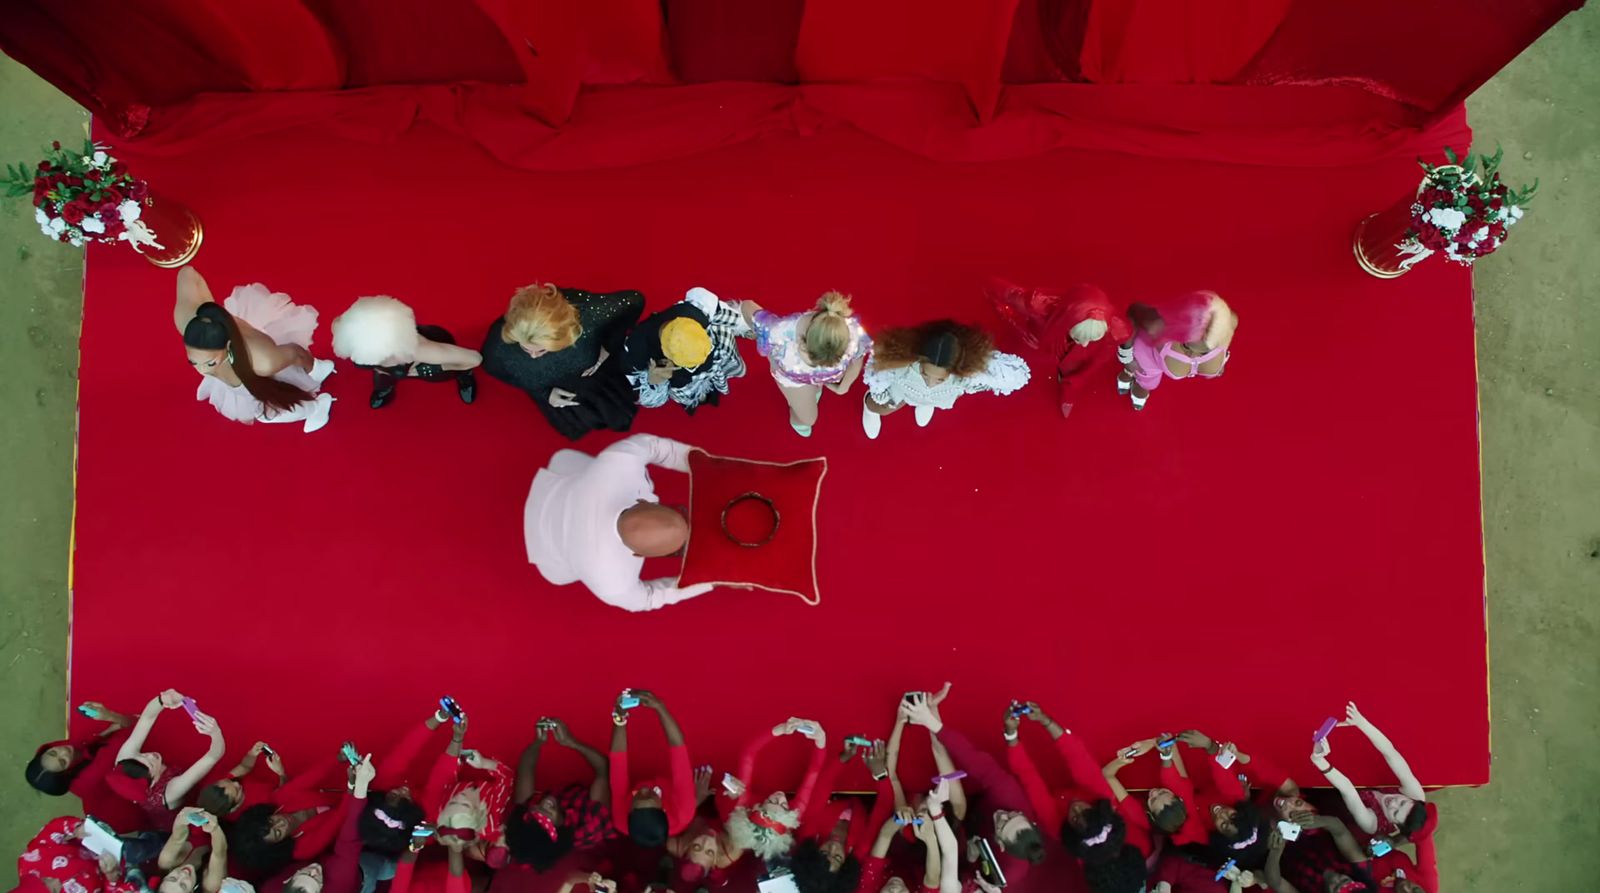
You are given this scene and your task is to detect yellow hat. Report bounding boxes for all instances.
[661,317,711,367]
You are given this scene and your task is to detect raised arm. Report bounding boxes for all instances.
[886,709,908,810]
[608,695,631,835]
[158,808,202,870]
[927,782,962,893]
[1344,702,1425,800]
[927,730,968,821]
[165,712,227,807]
[118,692,175,761]
[1263,827,1297,893]
[550,719,610,804]
[636,692,697,833]
[513,728,543,806]
[1309,738,1378,835]
[1004,708,1061,831]
[200,815,229,893]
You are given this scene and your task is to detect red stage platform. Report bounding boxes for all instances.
[66,93,1487,796]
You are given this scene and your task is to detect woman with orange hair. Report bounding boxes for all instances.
[860,321,1029,439]
[1116,291,1238,411]
[480,283,644,440]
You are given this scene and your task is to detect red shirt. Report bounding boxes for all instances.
[608,743,696,836]
[1366,833,1438,893]
[795,755,896,860]
[715,731,829,824]
[59,730,149,832]
[273,757,356,861]
[935,728,1037,887]
[14,816,141,893]
[1165,746,1248,848]
[1006,730,1154,858]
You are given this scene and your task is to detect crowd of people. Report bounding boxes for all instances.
[21,688,1436,893]
[175,268,1239,437]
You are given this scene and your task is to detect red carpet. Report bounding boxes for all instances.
[69,96,1487,796]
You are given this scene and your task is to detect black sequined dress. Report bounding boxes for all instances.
[481,288,644,441]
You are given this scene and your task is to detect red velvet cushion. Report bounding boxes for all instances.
[677,449,827,605]
[665,0,805,83]
[794,0,1022,120]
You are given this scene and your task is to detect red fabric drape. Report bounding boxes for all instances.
[1078,0,1292,84]
[1236,0,1587,114]
[299,0,522,87]
[1003,0,1094,83]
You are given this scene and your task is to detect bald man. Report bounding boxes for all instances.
[524,434,718,611]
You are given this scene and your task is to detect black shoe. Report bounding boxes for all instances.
[457,371,477,404]
[370,371,398,409]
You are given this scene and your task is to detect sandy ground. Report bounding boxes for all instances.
[1,9,1595,886]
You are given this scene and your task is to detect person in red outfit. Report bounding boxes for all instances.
[360,705,459,856]
[12,816,143,893]
[607,690,695,848]
[504,717,617,871]
[1001,702,1150,868]
[901,691,1046,889]
[388,711,513,893]
[788,739,899,893]
[154,807,232,893]
[714,717,833,866]
[855,782,962,893]
[24,700,149,831]
[256,755,377,893]
[227,751,362,876]
[108,690,227,829]
[195,742,287,819]
[1363,833,1437,893]
[982,277,1130,419]
[1313,704,1438,846]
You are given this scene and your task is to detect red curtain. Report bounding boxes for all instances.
[1078,0,1292,84]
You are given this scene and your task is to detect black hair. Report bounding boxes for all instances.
[227,804,294,874]
[628,806,669,847]
[196,783,237,818]
[789,839,863,893]
[182,306,230,350]
[1149,798,1187,834]
[182,302,314,412]
[920,330,961,368]
[1082,845,1148,893]
[1061,800,1126,865]
[117,758,151,780]
[24,750,79,796]
[359,794,425,855]
[1207,800,1269,871]
[503,807,575,871]
[1007,825,1047,865]
[1397,801,1428,838]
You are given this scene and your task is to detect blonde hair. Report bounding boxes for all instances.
[502,283,581,351]
[724,804,800,859]
[1068,317,1108,346]
[803,291,855,367]
[1202,295,1238,350]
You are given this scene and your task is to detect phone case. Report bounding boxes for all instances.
[1215,749,1238,769]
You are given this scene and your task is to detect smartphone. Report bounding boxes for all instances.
[1312,717,1338,745]
[1123,746,1140,759]
[1370,838,1393,857]
[721,773,741,794]
[76,704,100,719]
[186,813,209,827]
[260,744,275,756]
[1215,748,1238,769]
[617,690,641,710]
[181,697,200,720]
[1276,820,1302,842]
[439,696,465,723]
[932,771,967,785]
[976,838,1008,888]
[1213,859,1235,882]
[794,724,816,736]
[1156,735,1177,750]
[1007,701,1032,717]
[340,742,360,766]
[844,735,872,748]
[902,692,920,703]
[536,718,557,731]
[411,824,435,839]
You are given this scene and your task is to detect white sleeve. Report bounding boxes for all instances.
[962,351,1032,396]
[599,434,693,472]
[589,575,716,612]
[687,287,752,337]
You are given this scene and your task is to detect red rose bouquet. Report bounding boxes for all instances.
[4,140,157,249]
[1400,147,1537,269]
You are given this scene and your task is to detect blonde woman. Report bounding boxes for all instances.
[1115,291,1238,411]
[740,291,872,437]
[480,283,644,440]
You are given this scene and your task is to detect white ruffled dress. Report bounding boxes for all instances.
[863,351,1032,409]
[196,284,327,425]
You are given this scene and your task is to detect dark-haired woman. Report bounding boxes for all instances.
[860,321,1028,439]
[25,700,149,831]
[1002,703,1152,876]
[504,718,616,871]
[788,739,897,893]
[357,704,459,860]
[1314,703,1436,846]
[175,267,335,432]
[110,690,227,828]
[226,754,358,876]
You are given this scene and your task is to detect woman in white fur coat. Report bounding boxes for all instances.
[331,296,483,409]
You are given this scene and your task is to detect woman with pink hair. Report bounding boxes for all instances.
[1115,291,1238,411]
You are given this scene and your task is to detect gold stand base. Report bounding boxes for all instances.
[1353,214,1406,279]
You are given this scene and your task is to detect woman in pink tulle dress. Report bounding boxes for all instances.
[174,268,336,432]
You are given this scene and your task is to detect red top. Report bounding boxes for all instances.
[795,756,896,859]
[608,743,696,836]
[375,719,449,793]
[1165,746,1247,848]
[1005,731,1154,857]
[275,757,356,861]
[261,794,365,893]
[58,730,149,832]
[1367,832,1438,892]
[715,732,829,825]
[934,728,1036,887]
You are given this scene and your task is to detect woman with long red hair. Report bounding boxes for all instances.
[175,267,336,432]
[984,278,1128,419]
[1115,291,1238,411]
[861,320,1028,439]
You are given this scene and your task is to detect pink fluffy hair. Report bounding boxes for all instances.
[1140,290,1236,348]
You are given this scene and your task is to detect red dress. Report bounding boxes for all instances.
[13,817,141,893]
[983,277,1131,416]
